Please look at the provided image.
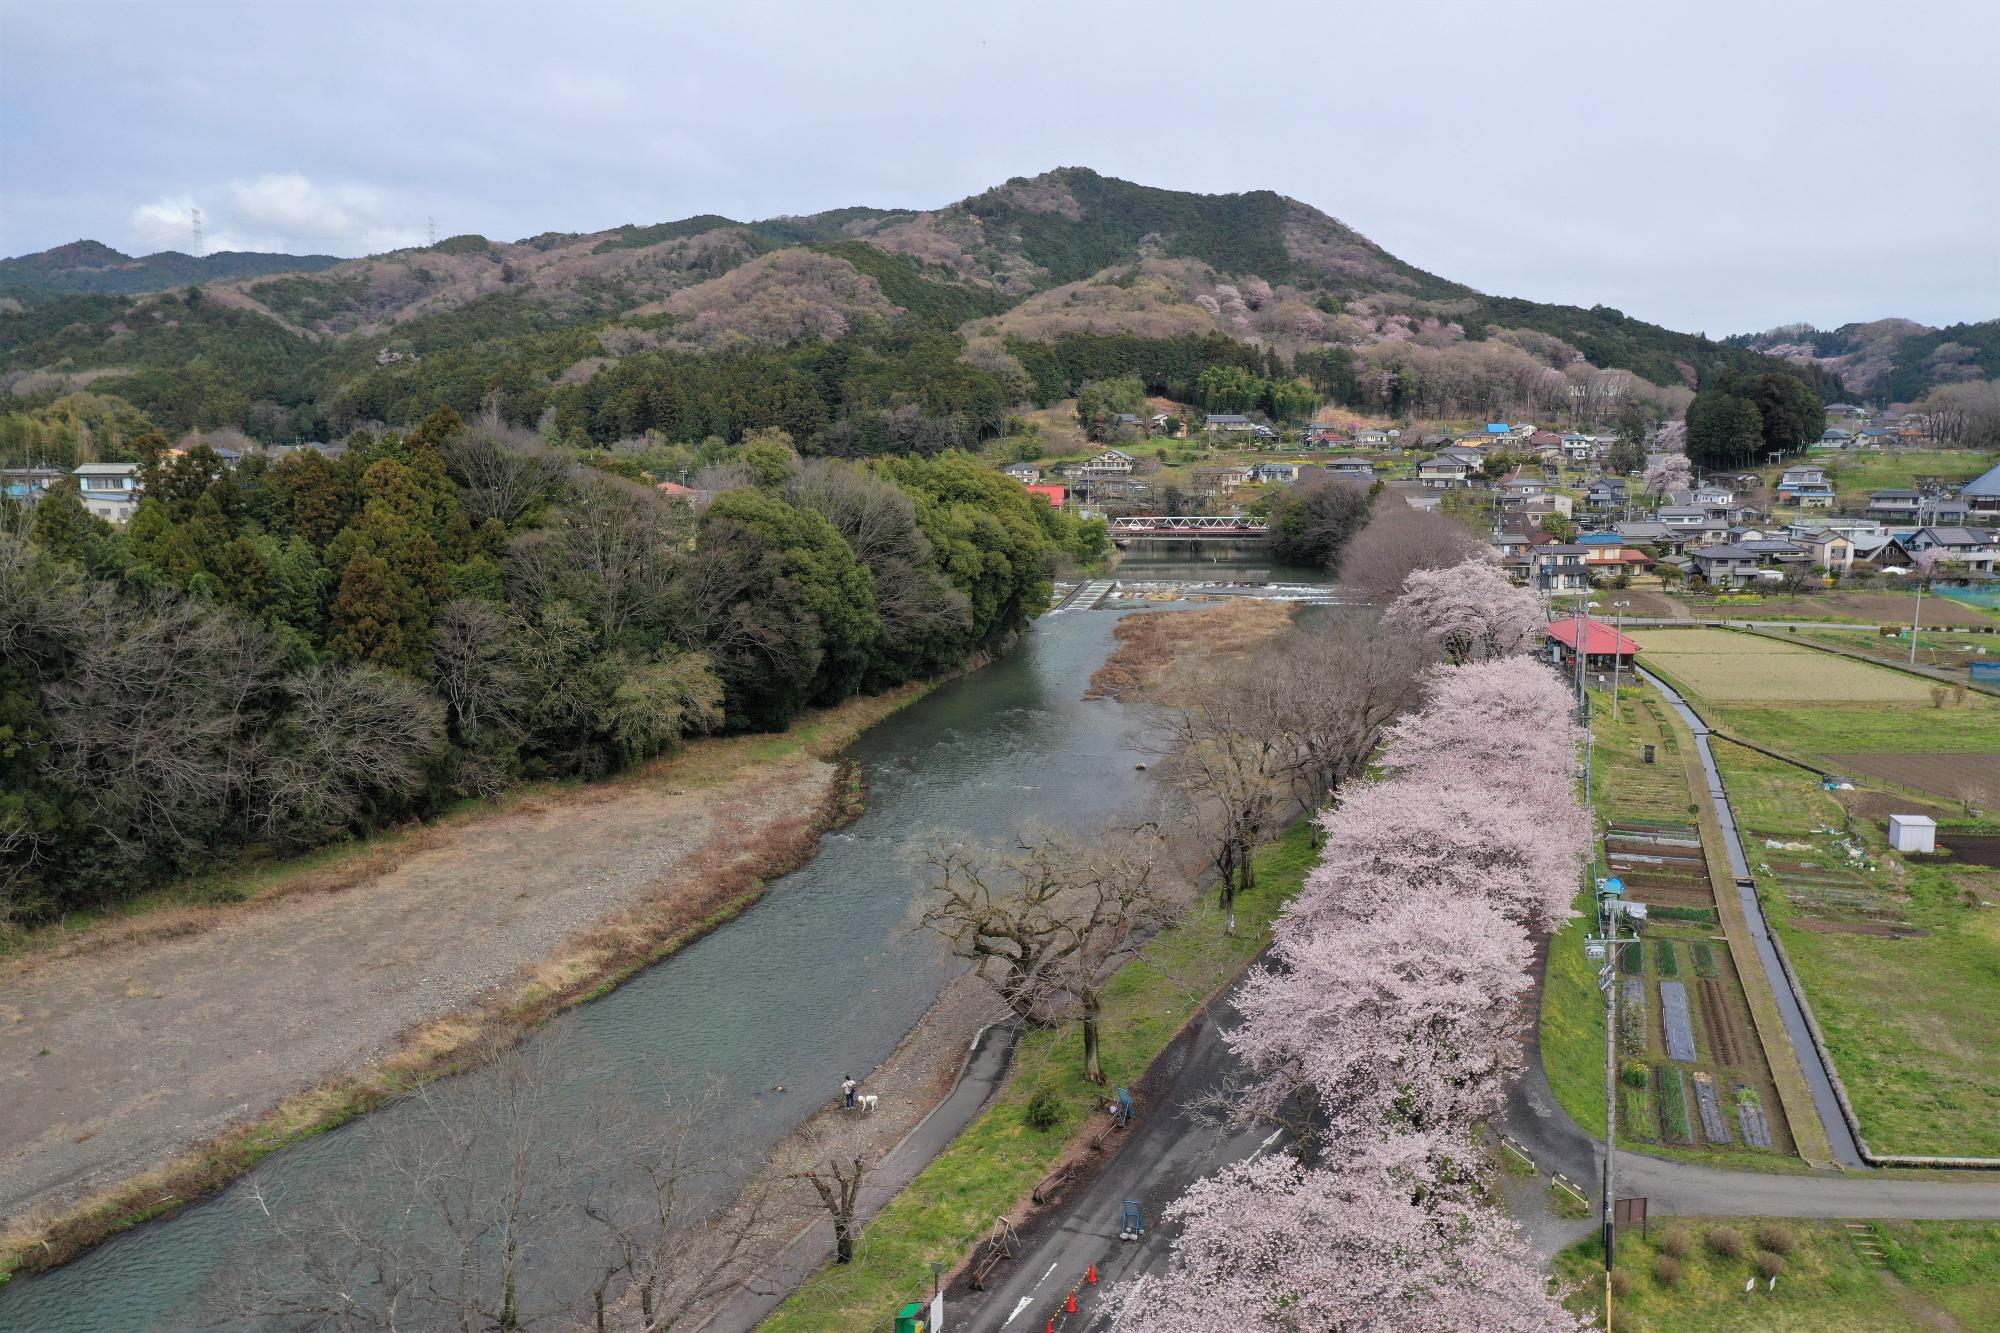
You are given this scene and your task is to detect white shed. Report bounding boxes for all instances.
[1887,814,1936,854]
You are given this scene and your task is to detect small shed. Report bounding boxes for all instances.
[1887,814,1936,854]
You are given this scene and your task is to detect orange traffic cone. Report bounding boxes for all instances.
[1067,1291,1078,1313]
[1087,1263,1098,1284]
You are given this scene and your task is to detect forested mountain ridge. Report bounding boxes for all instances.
[1726,316,2000,403]
[3,167,1841,458]
[0,240,343,298]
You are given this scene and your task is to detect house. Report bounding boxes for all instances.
[1529,544,1590,591]
[1078,449,1135,479]
[1795,529,1856,571]
[1002,462,1042,484]
[1692,484,1735,507]
[72,462,141,523]
[1868,489,1922,520]
[1657,505,1710,530]
[1204,414,1256,434]
[1788,484,1836,509]
[1522,494,1576,521]
[1906,527,2000,572]
[1616,520,1673,549]
[1418,451,1479,489]
[1825,402,1865,420]
[1818,428,1854,447]
[1582,544,1654,578]
[1026,483,1068,508]
[1777,464,1828,491]
[655,481,698,499]
[1,467,65,507]
[1253,463,1301,484]
[1848,531,1916,568]
[1304,422,1349,447]
[1687,540,1808,588]
[1855,427,1895,447]
[1961,462,2000,520]
[1545,617,1640,671]
[1324,458,1375,482]
[1113,413,1143,432]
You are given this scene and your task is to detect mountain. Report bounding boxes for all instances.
[1726,317,2000,404]
[1,168,1843,450]
[0,240,343,299]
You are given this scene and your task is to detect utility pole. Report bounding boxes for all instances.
[1909,578,1925,667]
[1610,600,1630,720]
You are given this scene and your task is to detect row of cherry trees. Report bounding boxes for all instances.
[1118,560,1592,1330]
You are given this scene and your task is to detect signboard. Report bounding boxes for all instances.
[1614,1196,1649,1237]
[931,1290,944,1331]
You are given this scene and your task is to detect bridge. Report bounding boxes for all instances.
[1107,515,1269,540]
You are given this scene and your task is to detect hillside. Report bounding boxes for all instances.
[0,240,342,299]
[3,168,1842,453]
[1726,317,2000,403]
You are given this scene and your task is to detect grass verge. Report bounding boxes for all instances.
[759,820,1322,1332]
[0,682,936,1285]
[1557,1217,2000,1331]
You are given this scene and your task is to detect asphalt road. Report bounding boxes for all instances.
[948,977,1279,1333]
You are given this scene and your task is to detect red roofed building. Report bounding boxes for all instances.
[1544,617,1639,670]
[1026,483,1067,508]
[656,481,697,498]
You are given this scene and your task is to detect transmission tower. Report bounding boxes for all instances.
[191,206,204,256]
[427,215,437,247]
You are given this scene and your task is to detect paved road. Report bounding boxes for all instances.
[948,979,1277,1333]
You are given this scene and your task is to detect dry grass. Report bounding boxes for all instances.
[0,684,931,1283]
[1084,600,1295,700]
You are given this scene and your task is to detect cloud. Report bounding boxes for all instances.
[125,174,424,256]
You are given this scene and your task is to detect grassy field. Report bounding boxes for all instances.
[1679,591,2000,629]
[1634,629,1938,703]
[1817,449,1994,495]
[760,821,1321,1331]
[1557,1218,2000,1331]
[1795,626,2000,676]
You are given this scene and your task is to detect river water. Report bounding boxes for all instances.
[0,548,1319,1331]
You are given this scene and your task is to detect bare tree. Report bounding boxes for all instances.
[508,471,692,647]
[1147,667,1291,934]
[1336,501,1482,601]
[258,666,446,846]
[788,1143,868,1266]
[917,826,1178,1081]
[442,418,570,528]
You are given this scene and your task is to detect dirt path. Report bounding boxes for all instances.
[0,754,842,1259]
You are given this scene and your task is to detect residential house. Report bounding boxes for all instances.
[1906,527,2000,573]
[1545,617,1639,671]
[1529,544,1591,591]
[1002,462,1042,484]
[1521,494,1576,522]
[1692,484,1735,506]
[1657,504,1710,531]
[1855,426,1895,447]
[1418,450,1483,489]
[1848,531,1915,568]
[1559,432,1594,462]
[1324,458,1376,482]
[1025,483,1068,508]
[1818,428,1854,447]
[1867,489,1922,520]
[1204,414,1256,434]
[72,462,141,523]
[1078,449,1135,479]
[1,467,65,507]
[1687,540,1808,588]
[1921,498,1971,526]
[1775,465,1835,508]
[1615,520,1673,550]
[1795,529,1856,572]
[1113,413,1143,432]
[1252,462,1301,484]
[1824,403,1865,420]
[1353,427,1393,447]
[1581,544,1654,579]
[1961,462,2000,520]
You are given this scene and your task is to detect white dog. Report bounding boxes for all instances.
[854,1093,879,1112]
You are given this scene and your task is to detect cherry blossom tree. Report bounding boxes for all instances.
[1228,890,1532,1142]
[1113,1137,1584,1333]
[1383,559,1547,665]
[1376,656,1583,792]
[1289,774,1585,937]
[1642,450,1694,498]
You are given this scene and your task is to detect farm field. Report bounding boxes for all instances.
[1634,629,1936,703]
[1557,1217,2000,1331]
[1540,685,1796,1169]
[1795,627,2000,677]
[1681,591,2000,629]
[1821,751,2000,809]
[1818,448,1994,494]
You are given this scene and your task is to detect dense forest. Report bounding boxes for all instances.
[0,410,1104,925]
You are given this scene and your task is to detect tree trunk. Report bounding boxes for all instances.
[1081,991,1103,1084]
[834,1220,855,1264]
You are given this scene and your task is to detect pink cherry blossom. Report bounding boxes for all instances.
[1384,559,1548,665]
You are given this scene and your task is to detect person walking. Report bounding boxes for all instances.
[842,1074,857,1109]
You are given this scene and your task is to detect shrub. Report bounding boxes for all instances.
[1656,1230,1691,1259]
[1652,1255,1684,1286]
[1023,1087,1062,1131]
[1622,1061,1649,1089]
[1756,1223,1796,1255]
[1707,1225,1744,1258]
[1609,1272,1634,1298]
[1755,1250,1787,1279]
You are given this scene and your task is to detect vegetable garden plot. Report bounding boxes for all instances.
[1660,980,1697,1063]
[1656,939,1679,976]
[1693,1071,1733,1146]
[1619,941,1643,975]
[1699,977,1749,1068]
[1618,978,1647,1056]
[1736,1086,1773,1149]
[1692,941,1718,977]
[1659,1067,1693,1144]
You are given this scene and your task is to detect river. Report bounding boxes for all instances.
[0,548,1324,1331]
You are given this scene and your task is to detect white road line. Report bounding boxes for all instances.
[1041,1261,1059,1283]
[1005,1296,1034,1324]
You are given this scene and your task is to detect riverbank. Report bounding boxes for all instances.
[0,681,936,1284]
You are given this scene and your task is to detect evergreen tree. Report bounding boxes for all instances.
[29,477,100,561]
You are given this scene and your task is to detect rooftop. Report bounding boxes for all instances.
[1546,618,1640,655]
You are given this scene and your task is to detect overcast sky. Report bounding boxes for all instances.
[4,0,1997,335]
